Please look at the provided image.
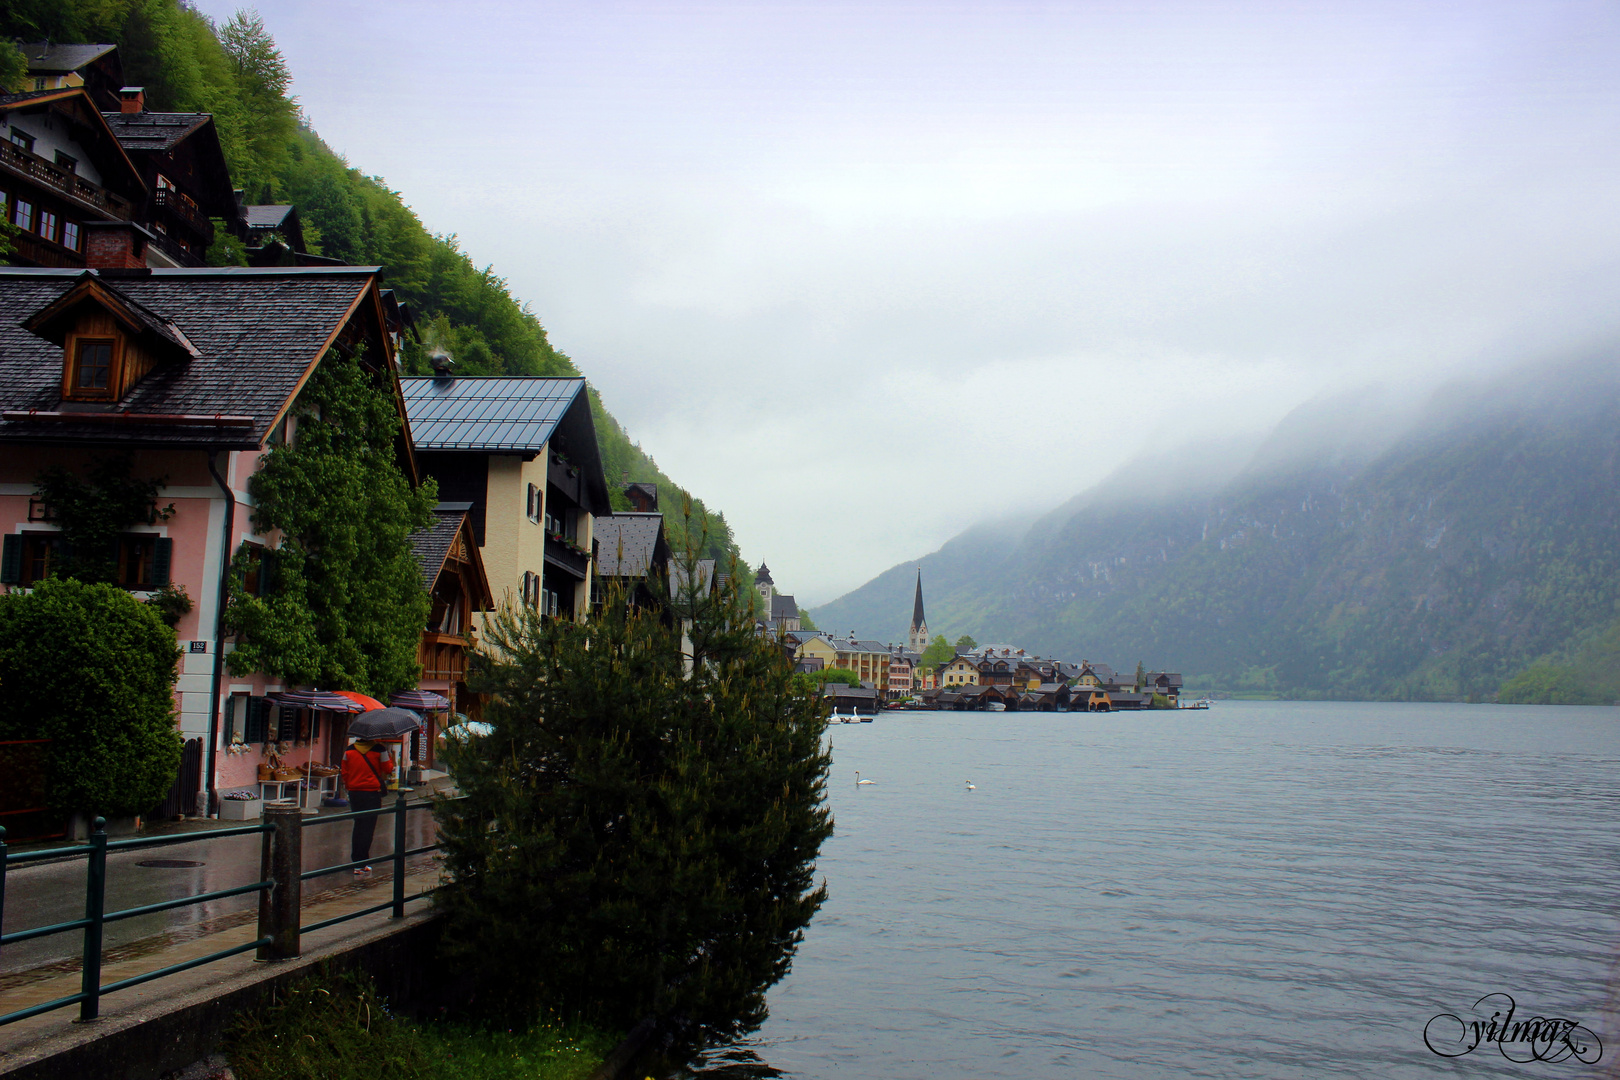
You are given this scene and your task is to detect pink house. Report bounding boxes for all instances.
[0,264,417,814]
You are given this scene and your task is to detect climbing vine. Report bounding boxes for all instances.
[33,455,173,584]
[225,349,436,695]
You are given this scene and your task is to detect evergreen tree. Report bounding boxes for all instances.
[437,551,832,1046]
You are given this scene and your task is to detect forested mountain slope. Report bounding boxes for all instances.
[1,2,742,565]
[814,356,1620,702]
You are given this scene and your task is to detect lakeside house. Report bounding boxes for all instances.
[401,374,609,623]
[408,501,495,746]
[0,263,420,815]
[593,509,671,614]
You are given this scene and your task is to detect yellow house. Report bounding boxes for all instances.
[402,376,608,624]
[794,635,839,670]
[942,656,980,687]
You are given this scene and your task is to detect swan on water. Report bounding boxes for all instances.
[965,780,976,790]
[856,771,875,785]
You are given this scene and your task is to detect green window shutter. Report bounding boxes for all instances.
[259,550,278,596]
[223,695,238,744]
[1,535,21,584]
[246,696,270,743]
[152,538,173,587]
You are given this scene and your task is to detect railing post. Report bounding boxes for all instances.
[257,805,302,960]
[392,792,407,917]
[78,817,107,1021]
[0,825,7,967]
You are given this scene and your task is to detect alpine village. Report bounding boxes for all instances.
[0,24,1181,1080]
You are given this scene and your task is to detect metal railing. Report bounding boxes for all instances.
[0,793,445,1027]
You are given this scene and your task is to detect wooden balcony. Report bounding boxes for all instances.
[0,141,134,220]
[418,630,470,682]
[153,187,216,242]
[10,233,84,268]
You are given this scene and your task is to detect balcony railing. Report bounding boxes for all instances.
[418,631,469,682]
[153,186,215,241]
[0,141,134,220]
[9,232,84,269]
[544,534,590,580]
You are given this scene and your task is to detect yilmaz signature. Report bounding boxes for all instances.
[1424,993,1601,1063]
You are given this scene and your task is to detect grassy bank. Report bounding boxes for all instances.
[225,970,618,1080]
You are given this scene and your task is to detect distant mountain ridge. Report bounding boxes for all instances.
[811,356,1620,701]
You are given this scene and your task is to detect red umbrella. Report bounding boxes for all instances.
[334,690,385,712]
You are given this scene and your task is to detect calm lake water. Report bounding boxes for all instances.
[699,701,1620,1079]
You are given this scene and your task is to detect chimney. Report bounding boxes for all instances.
[84,221,150,270]
[428,349,455,379]
[119,86,146,114]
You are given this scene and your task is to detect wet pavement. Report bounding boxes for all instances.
[0,802,440,979]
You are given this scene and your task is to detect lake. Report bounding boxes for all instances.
[696,701,1620,1079]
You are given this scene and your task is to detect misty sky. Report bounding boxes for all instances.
[196,0,1620,605]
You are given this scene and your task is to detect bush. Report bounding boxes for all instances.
[0,578,181,815]
[437,560,832,1047]
[224,968,613,1080]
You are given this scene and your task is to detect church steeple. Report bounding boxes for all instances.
[907,568,929,653]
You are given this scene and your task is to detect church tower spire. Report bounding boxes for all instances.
[907,568,929,653]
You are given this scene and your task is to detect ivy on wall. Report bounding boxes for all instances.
[33,456,173,584]
[226,349,436,696]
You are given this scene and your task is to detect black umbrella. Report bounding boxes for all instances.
[345,707,423,740]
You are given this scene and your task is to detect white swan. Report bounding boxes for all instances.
[965,780,976,790]
[855,771,875,785]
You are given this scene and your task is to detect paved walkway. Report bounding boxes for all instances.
[0,857,446,1057]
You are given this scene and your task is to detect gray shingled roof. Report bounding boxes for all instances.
[401,376,585,451]
[245,205,295,229]
[410,504,469,589]
[594,513,665,577]
[670,558,715,598]
[0,267,378,448]
[102,110,212,152]
[771,594,798,620]
[20,43,117,74]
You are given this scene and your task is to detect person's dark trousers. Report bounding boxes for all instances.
[350,789,384,864]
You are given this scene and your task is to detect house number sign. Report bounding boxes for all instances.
[189,640,208,654]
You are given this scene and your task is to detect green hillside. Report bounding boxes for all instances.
[814,358,1620,703]
[1,2,744,568]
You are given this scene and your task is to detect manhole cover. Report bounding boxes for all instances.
[136,859,203,868]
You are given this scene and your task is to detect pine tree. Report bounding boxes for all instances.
[436,548,832,1047]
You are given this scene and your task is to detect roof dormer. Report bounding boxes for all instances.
[22,272,199,403]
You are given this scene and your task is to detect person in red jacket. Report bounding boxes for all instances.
[342,739,393,874]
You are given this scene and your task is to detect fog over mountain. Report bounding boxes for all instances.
[810,352,1620,701]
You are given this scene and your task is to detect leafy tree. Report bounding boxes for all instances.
[0,40,26,92]
[954,634,977,651]
[1134,660,1146,692]
[437,560,832,1046]
[919,634,955,669]
[0,578,181,815]
[811,666,861,687]
[225,349,436,695]
[797,607,818,632]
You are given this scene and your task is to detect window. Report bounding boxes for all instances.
[242,696,272,744]
[36,210,57,242]
[33,78,47,91]
[20,535,62,585]
[521,570,540,607]
[61,221,79,251]
[115,534,172,590]
[239,542,277,596]
[12,198,33,231]
[53,151,76,173]
[526,483,541,523]
[9,127,34,153]
[71,338,115,396]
